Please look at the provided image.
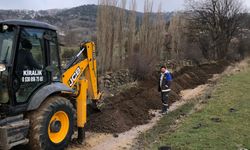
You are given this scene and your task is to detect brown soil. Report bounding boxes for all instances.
[86,81,162,133]
[85,61,230,133]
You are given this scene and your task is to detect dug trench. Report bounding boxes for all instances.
[85,60,230,134]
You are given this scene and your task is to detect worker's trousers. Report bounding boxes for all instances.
[161,91,169,112]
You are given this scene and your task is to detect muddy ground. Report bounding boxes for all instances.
[85,61,230,133]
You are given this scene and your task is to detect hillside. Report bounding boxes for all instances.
[0,5,97,29]
[0,5,173,45]
[0,5,98,45]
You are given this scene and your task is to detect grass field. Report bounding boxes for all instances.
[137,65,250,150]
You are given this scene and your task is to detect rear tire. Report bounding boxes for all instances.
[28,96,75,150]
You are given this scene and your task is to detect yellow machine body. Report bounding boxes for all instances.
[62,41,101,127]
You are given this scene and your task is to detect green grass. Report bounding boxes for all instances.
[137,67,250,150]
[134,102,196,150]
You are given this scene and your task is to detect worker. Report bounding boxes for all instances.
[15,38,43,101]
[16,38,42,71]
[158,65,172,114]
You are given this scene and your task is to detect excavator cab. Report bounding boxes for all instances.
[0,20,61,113]
[0,20,61,112]
[0,20,101,150]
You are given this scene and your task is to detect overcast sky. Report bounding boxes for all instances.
[0,0,249,12]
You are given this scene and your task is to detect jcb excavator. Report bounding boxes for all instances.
[0,20,101,150]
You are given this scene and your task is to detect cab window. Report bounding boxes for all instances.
[14,28,47,103]
[49,38,60,81]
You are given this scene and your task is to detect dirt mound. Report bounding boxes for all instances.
[173,60,230,90]
[86,61,230,133]
[86,83,162,133]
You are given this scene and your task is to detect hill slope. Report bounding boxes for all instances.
[0,5,172,45]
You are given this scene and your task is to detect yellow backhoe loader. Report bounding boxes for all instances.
[0,20,101,150]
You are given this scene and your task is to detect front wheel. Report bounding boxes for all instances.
[28,96,75,150]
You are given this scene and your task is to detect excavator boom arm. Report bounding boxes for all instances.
[61,41,101,100]
[61,41,101,130]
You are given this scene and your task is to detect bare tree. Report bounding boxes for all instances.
[97,0,118,73]
[126,0,137,68]
[97,0,167,78]
[107,0,128,69]
[134,0,166,79]
[167,12,203,62]
[168,13,185,59]
[186,0,245,60]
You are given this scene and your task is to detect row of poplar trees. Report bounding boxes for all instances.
[96,0,167,78]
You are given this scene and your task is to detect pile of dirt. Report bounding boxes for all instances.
[86,61,230,133]
[175,61,229,87]
[86,81,162,133]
